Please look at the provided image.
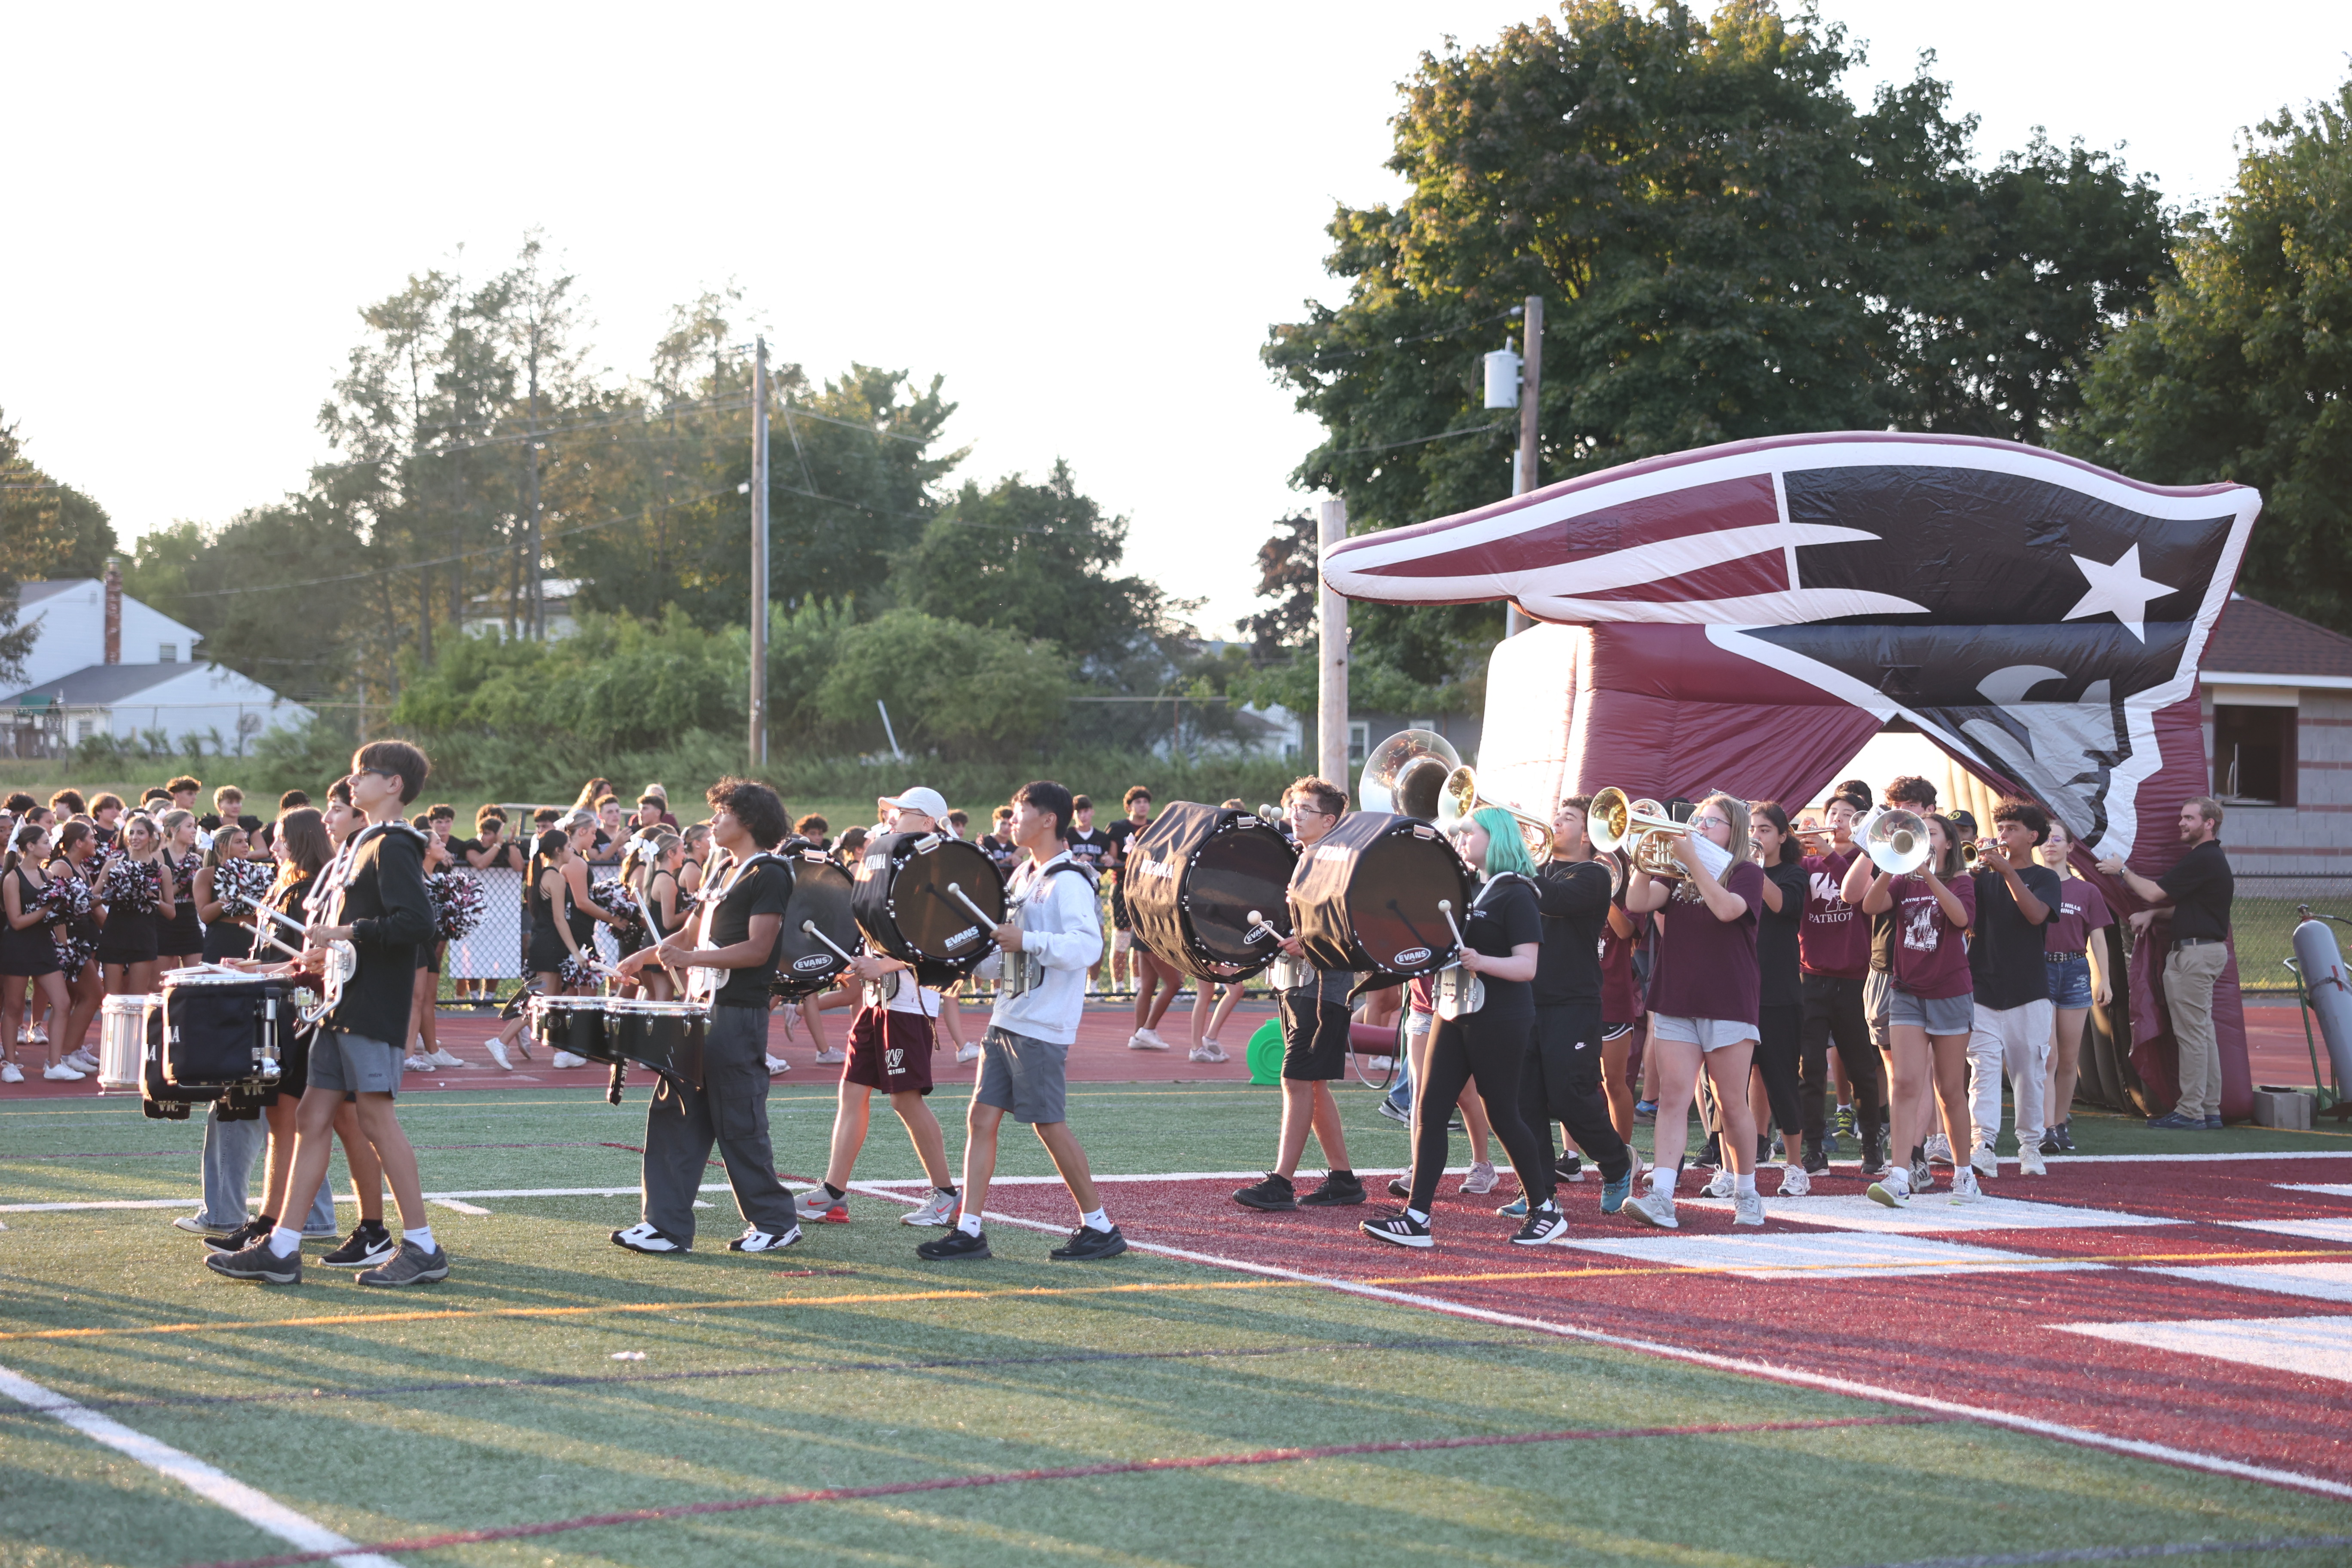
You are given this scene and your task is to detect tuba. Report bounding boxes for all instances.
[1357,729,1460,822]
[1865,808,1932,875]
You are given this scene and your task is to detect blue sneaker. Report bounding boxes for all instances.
[1495,1195,1528,1218]
[1601,1172,1632,1214]
[1634,1099,1658,1122]
[2146,1111,2202,1130]
[2205,1115,2224,1130]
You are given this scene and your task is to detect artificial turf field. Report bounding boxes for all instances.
[5,1081,2352,1568]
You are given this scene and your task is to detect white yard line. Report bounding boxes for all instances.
[0,1363,404,1568]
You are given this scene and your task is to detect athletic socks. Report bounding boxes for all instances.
[266,1225,301,1259]
[1733,1172,1758,1196]
[1649,1167,1675,1198]
[404,1225,436,1253]
[1080,1207,1114,1234]
[1405,1207,1430,1225]
[957,1213,985,1238]
[817,1182,845,1203]
[935,1185,957,1200]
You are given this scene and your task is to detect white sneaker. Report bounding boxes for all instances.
[1971,1143,1999,1180]
[1924,1133,1952,1165]
[42,1061,85,1081]
[1460,1160,1499,1194]
[403,1054,435,1072]
[1188,1042,1229,1063]
[1776,1164,1811,1197]
[1866,1169,1911,1208]
[901,1189,960,1227]
[811,1048,845,1065]
[426,1047,467,1069]
[1949,1167,1983,1204]
[486,1037,514,1071]
[2018,1146,2048,1177]
[763,1054,790,1075]
[0,1062,21,1084]
[1732,1190,1766,1226]
[954,1042,982,1064]
[1623,1188,1678,1229]
[65,1048,98,1073]
[1127,1029,1170,1051]
[551,1050,589,1069]
[1700,1168,1736,1200]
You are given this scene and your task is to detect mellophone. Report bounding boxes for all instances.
[526,990,710,1104]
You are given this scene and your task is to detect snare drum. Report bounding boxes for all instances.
[604,997,707,1075]
[98,993,156,1093]
[158,970,285,1089]
[529,994,613,1063]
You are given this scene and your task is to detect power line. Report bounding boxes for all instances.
[1321,421,1512,458]
[1274,307,1521,368]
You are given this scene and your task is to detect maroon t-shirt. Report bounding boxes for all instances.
[1798,848,1869,978]
[2046,877,2112,953]
[1646,860,1765,1026]
[1890,871,1977,1000]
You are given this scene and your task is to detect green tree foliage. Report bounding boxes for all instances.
[2067,82,2352,632]
[814,608,1068,759]
[1256,0,2171,691]
[389,609,744,752]
[0,407,119,684]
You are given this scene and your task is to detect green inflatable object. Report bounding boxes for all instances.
[1245,1018,1284,1085]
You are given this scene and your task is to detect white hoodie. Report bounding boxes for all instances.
[978,848,1103,1045]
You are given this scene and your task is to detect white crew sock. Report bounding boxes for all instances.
[266,1226,301,1258]
[1650,1167,1675,1198]
[403,1225,436,1253]
[958,1213,984,1237]
[1405,1207,1429,1225]
[1734,1172,1758,1196]
[1080,1207,1112,1233]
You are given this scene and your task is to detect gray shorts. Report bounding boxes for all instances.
[1651,1014,1757,1053]
[306,1029,402,1096]
[1887,987,1974,1037]
[975,1025,1068,1124]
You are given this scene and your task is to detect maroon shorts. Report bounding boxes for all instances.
[845,1006,936,1096]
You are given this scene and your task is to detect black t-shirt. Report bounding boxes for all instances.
[980,833,1021,873]
[1066,828,1114,879]
[199,812,264,836]
[709,856,794,1007]
[1966,862,2062,1008]
[1758,858,1807,1009]
[2158,839,2233,943]
[1462,873,1543,1020]
[1531,858,1611,1006]
[1102,817,1143,874]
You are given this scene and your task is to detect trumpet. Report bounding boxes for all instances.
[1587,787,1695,879]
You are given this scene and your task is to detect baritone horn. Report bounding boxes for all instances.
[1358,728,1459,822]
[1865,808,1932,876]
[1586,787,1694,878]
[1434,764,1554,862]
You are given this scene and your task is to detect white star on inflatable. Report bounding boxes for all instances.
[2062,544,2171,642]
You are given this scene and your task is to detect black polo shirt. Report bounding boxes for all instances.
[2158,839,2233,943]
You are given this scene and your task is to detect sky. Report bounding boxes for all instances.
[3,3,2346,643]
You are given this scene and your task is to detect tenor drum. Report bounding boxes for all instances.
[772,849,858,998]
[1288,812,1474,980]
[851,831,1007,985]
[1121,802,1298,981]
[604,996,707,1076]
[530,994,613,1063]
[98,993,156,1093]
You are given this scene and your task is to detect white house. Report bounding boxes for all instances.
[1,564,311,757]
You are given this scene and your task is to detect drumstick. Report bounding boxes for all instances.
[943,882,999,930]
[799,919,858,965]
[1385,898,1435,951]
[1243,910,1282,946]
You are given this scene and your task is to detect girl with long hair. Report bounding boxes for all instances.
[2037,820,2111,1154]
[629,829,685,1002]
[1361,805,1564,1250]
[50,821,109,1066]
[196,824,257,963]
[1746,801,1813,1195]
[95,812,176,996]
[493,816,621,1068]
[1862,813,1978,1206]
[156,808,205,971]
[1,822,76,1082]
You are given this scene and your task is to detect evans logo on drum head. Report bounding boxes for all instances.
[1395,946,1432,966]
[791,953,833,973]
[944,924,980,950]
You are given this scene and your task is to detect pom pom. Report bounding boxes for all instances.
[426,870,485,941]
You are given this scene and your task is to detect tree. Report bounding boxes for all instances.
[0,407,118,684]
[815,609,1067,759]
[2066,81,2352,632]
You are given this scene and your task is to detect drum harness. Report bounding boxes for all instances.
[684,850,791,1006]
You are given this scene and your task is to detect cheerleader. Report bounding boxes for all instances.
[1860,813,1978,1206]
[50,822,108,1067]
[94,813,175,997]
[1361,805,1565,1249]
[629,830,686,1001]
[1620,793,1770,1230]
[196,825,260,963]
[680,821,714,902]
[404,808,464,1072]
[0,822,75,1082]
[156,809,206,971]
[496,815,621,1069]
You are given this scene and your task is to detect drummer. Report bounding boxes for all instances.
[1231,777,1363,1214]
[793,785,961,1229]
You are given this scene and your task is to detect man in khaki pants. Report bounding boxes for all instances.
[2099,796,2235,1129]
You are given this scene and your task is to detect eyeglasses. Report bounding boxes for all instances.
[1693,815,1730,831]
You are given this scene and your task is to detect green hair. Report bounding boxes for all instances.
[1468,805,1537,879]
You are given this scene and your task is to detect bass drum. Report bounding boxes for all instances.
[1289,811,1473,980]
[1122,801,1298,980]
[772,849,858,998]
[851,831,1008,986]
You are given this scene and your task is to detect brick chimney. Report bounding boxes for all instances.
[103,559,121,665]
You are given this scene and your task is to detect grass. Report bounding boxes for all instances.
[4,1086,2352,1568]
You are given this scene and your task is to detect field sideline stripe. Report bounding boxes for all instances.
[166,1414,1939,1568]
[1850,1538,2352,1567]
[0,1363,402,1568]
[16,1243,2352,1346]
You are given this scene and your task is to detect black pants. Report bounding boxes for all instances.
[642,1005,799,1244]
[1411,1009,1552,1214]
[1754,1001,1804,1144]
[1799,973,1884,1150]
[1526,1002,1632,1184]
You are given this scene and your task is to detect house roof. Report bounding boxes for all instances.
[2203,597,2352,681]
[16,580,83,608]
[3,663,204,706]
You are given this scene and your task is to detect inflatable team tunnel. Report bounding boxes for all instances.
[1322,431,2265,1121]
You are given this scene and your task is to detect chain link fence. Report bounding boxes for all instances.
[2230,875,2352,994]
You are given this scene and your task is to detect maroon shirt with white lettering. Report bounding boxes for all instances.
[1890,871,1977,1001]
[1798,848,1869,978]
[2046,876,2112,953]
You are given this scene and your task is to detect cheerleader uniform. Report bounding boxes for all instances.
[0,867,63,977]
[526,859,571,976]
[159,851,205,956]
[94,861,162,968]
[58,863,101,979]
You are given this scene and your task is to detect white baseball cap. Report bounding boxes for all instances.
[880,786,950,821]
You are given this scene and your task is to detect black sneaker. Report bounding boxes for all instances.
[2057,1119,2075,1152]
[2038,1126,2064,1157]
[1050,1223,1129,1261]
[1859,1140,1890,1179]
[1801,1145,1830,1176]
[205,1237,302,1285]
[1694,1133,1721,1169]
[1298,1171,1366,1207]
[610,1222,690,1255]
[1556,1153,1584,1183]
[1233,1173,1297,1212]
[204,1216,273,1254]
[1387,1176,1410,1199]
[1510,1203,1569,1246]
[1360,1211,1433,1249]
[321,1223,396,1269]
[729,1225,802,1253]
[358,1239,450,1287]
[1376,1099,1411,1126]
[917,1227,992,1261]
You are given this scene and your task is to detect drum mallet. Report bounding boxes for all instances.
[799,920,859,965]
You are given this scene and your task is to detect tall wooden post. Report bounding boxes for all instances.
[1317,496,1349,789]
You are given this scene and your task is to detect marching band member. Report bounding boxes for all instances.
[1363,805,1563,1250]
[1796,787,1886,1177]
[919,781,1125,1262]
[1746,802,1812,1194]
[1858,812,1977,1207]
[208,742,444,1287]
[1621,793,1769,1230]
[1966,800,2060,1180]
[1233,777,1363,1215]
[2037,821,2111,1153]
[611,778,803,1256]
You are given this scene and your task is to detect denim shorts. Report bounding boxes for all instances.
[1887,987,1974,1036]
[2045,952,2092,1009]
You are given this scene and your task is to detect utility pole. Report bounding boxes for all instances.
[1317,496,1349,789]
[524,354,544,640]
[748,337,770,768]
[1506,294,1543,637]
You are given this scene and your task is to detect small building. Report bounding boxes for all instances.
[2195,594,2352,873]
[0,563,311,758]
